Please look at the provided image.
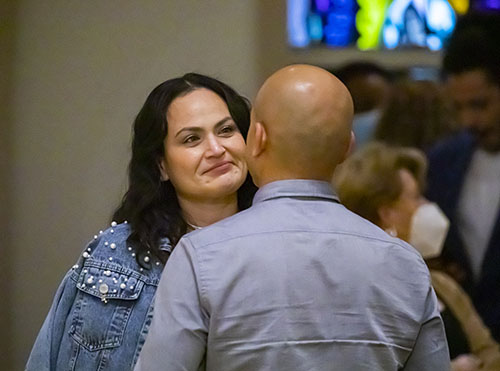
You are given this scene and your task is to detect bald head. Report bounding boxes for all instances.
[248,64,354,185]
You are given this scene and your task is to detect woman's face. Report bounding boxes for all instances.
[160,88,247,203]
[383,168,425,242]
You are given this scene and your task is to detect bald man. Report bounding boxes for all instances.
[135,65,449,371]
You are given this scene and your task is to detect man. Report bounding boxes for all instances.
[135,65,449,370]
[426,14,500,342]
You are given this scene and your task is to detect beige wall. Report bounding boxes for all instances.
[7,1,441,369]
[1,1,17,368]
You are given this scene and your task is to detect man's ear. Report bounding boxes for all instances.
[158,159,169,181]
[339,131,356,164]
[251,121,267,157]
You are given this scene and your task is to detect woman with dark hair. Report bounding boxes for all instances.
[26,73,257,371]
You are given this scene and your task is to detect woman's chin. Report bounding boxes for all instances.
[207,174,246,199]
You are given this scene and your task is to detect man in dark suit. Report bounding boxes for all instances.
[426,14,500,341]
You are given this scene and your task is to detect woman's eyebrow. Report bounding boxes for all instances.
[213,117,233,129]
[175,126,202,138]
[174,117,233,138]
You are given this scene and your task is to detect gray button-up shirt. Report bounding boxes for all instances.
[135,180,450,371]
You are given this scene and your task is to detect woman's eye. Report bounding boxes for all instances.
[183,135,199,144]
[219,125,236,135]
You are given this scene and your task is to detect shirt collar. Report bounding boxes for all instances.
[253,179,340,204]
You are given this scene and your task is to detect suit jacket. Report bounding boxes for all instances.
[427,130,500,342]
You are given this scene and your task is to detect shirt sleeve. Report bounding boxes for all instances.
[25,268,78,371]
[134,237,208,371]
[403,285,451,371]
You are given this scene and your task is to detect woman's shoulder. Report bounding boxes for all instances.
[71,222,165,288]
[39,222,167,370]
[81,221,132,261]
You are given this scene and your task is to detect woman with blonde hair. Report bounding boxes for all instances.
[334,142,500,371]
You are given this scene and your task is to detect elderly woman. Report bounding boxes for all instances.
[334,143,500,371]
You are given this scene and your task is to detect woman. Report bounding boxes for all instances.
[333,143,500,371]
[26,73,257,371]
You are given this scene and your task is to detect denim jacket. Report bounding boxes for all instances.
[26,222,169,371]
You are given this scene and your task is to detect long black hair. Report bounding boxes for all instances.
[112,73,257,266]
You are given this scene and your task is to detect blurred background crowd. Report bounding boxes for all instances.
[330,10,500,370]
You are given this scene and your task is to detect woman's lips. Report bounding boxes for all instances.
[203,161,233,175]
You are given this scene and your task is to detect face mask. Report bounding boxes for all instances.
[408,203,450,259]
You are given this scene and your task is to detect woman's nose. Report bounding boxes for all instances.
[206,135,225,157]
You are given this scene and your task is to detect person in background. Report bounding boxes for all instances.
[335,61,393,149]
[426,13,500,342]
[334,142,500,371]
[134,64,449,371]
[25,73,257,371]
[374,79,457,151]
